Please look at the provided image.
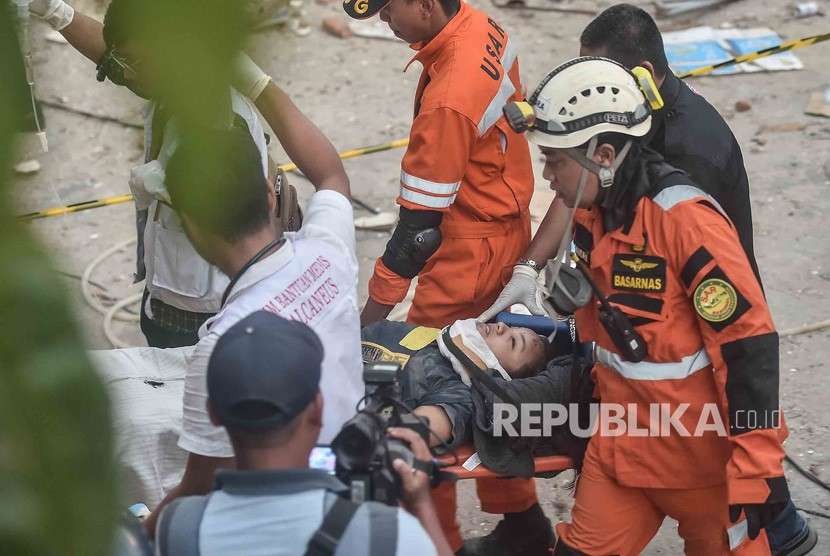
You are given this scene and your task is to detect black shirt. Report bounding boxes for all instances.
[646,73,759,281]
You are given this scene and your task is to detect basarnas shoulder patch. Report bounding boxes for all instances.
[694,278,737,322]
[691,266,751,332]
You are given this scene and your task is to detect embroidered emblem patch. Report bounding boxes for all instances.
[361,342,410,367]
[611,254,666,292]
[694,278,738,322]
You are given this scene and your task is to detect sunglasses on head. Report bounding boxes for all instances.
[96,48,140,86]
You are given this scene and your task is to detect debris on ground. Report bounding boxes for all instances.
[805,86,830,118]
[252,0,311,35]
[14,159,41,175]
[322,16,353,39]
[735,99,752,112]
[792,2,823,18]
[354,211,397,231]
[348,19,401,40]
[757,122,809,134]
[663,26,804,75]
[656,0,742,18]
[490,0,596,16]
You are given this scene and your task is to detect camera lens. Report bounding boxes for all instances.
[331,412,382,470]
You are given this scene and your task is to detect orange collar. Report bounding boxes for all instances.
[575,202,647,267]
[404,2,470,72]
[608,201,646,249]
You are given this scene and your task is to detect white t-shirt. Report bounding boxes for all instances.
[178,190,365,457]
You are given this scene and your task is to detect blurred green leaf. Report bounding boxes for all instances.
[0,6,117,556]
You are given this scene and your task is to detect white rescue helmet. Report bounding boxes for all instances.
[524,57,657,149]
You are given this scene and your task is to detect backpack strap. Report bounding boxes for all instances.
[156,495,211,556]
[304,493,400,556]
[366,500,398,556]
[304,494,361,556]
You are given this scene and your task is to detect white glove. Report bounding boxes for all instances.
[478,264,547,322]
[232,52,271,101]
[29,0,75,31]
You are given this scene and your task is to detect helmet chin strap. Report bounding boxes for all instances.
[565,139,633,189]
[540,136,599,329]
[540,137,632,327]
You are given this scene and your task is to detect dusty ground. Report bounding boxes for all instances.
[13,0,829,552]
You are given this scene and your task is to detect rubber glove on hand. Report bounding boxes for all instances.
[478,264,546,322]
[232,52,271,101]
[29,0,75,30]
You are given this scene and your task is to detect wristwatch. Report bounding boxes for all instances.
[517,258,542,272]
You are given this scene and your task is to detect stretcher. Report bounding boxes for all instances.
[437,443,573,480]
[436,312,577,480]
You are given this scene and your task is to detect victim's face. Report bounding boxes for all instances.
[476,322,546,378]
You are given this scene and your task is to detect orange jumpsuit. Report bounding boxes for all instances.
[366,4,536,550]
[557,182,787,555]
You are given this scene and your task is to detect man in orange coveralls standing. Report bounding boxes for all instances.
[513,56,791,555]
[342,0,548,554]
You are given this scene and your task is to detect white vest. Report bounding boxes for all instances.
[130,91,269,314]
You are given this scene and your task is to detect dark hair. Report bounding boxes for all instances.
[580,4,669,78]
[225,415,302,449]
[166,127,271,242]
[102,0,137,49]
[439,0,460,17]
[512,336,552,379]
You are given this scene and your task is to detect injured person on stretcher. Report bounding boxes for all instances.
[361,318,590,477]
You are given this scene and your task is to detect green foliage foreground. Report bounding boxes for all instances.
[0,9,117,555]
[0,1,247,553]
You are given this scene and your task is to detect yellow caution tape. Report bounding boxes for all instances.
[17,138,410,221]
[677,32,830,79]
[17,194,136,221]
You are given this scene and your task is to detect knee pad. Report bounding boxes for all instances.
[381,207,443,279]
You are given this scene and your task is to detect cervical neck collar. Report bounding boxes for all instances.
[436,319,511,386]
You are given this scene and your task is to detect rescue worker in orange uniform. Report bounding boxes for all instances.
[510,57,790,555]
[342,0,547,553]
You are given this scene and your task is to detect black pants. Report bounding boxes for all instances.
[139,291,210,348]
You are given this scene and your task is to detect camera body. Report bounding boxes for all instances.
[332,362,430,505]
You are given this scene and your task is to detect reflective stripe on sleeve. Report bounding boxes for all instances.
[478,38,518,135]
[400,170,461,196]
[399,187,457,209]
[595,345,711,380]
[652,185,727,218]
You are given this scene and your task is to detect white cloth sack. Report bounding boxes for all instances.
[89,346,192,508]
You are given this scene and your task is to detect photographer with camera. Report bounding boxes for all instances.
[155,311,452,555]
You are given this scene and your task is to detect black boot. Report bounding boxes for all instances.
[774,521,818,556]
[463,503,553,556]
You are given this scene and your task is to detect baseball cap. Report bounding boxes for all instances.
[342,0,390,20]
[207,310,324,431]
